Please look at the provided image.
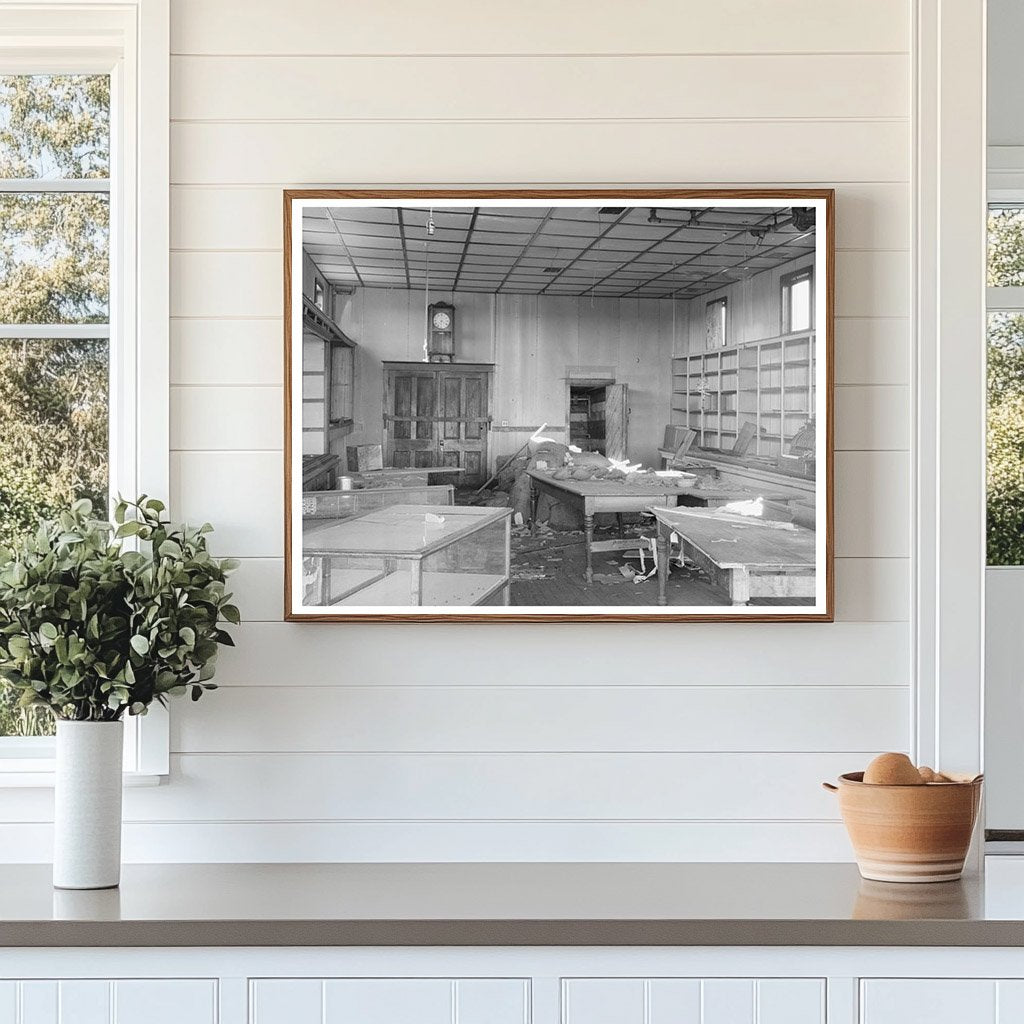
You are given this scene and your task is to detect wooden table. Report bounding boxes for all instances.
[525,470,691,584]
[650,505,816,606]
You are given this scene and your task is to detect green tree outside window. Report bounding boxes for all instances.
[0,75,110,736]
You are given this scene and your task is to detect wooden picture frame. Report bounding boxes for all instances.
[284,189,835,622]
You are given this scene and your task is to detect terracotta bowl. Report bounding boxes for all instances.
[823,772,983,883]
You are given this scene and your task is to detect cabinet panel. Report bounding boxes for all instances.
[456,980,529,1024]
[702,979,754,1024]
[324,979,451,1024]
[756,980,825,1024]
[113,981,217,1024]
[563,978,824,1024]
[861,980,997,1024]
[250,979,322,1024]
[0,983,14,1024]
[58,982,109,1024]
[0,981,216,1024]
[251,978,528,1024]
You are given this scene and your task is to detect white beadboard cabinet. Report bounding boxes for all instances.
[5,950,1024,1024]
[561,978,825,1024]
[860,979,1024,1023]
[0,979,218,1024]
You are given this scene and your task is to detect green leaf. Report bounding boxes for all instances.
[158,539,182,559]
[220,604,240,625]
[39,622,58,641]
[130,634,150,656]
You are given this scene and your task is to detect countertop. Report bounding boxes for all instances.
[5,861,1024,947]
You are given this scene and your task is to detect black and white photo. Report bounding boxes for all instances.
[285,191,833,621]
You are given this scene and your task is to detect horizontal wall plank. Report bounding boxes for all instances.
[834,318,909,385]
[170,121,910,186]
[170,250,909,321]
[171,184,910,253]
[227,557,909,623]
[120,752,860,821]
[170,451,283,557]
[834,385,910,450]
[834,451,910,558]
[171,684,909,754]
[211,621,910,687]
[0,820,856,863]
[171,448,907,559]
[170,0,910,56]
[225,557,283,620]
[171,54,909,122]
[171,385,282,450]
[171,252,280,318]
[833,557,910,622]
[171,319,283,386]
[835,250,909,318]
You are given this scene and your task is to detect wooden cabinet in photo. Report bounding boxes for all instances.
[383,361,492,486]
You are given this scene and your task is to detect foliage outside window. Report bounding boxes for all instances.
[987,207,1024,565]
[0,75,110,736]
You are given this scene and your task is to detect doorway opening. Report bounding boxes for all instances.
[568,382,610,453]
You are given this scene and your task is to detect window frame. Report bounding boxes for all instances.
[781,265,814,335]
[0,1,170,783]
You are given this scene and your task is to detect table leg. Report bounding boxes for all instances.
[616,512,625,537]
[529,479,539,535]
[729,567,751,606]
[657,524,670,607]
[584,513,595,584]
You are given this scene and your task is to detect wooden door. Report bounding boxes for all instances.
[385,369,438,469]
[604,383,629,462]
[438,369,489,485]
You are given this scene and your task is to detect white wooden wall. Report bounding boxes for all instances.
[0,0,914,862]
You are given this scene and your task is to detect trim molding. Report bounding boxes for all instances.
[913,0,987,783]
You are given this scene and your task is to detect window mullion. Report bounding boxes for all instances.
[0,324,111,339]
[0,178,110,193]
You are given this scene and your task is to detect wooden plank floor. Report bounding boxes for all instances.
[510,525,731,607]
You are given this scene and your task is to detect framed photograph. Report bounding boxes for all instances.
[284,190,834,622]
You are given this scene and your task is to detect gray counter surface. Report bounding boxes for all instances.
[0,861,1019,947]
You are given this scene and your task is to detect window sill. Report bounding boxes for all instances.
[0,765,166,788]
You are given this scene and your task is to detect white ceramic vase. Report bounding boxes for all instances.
[53,720,124,890]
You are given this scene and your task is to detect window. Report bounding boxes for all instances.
[781,267,813,334]
[0,74,111,738]
[329,340,354,424]
[0,3,169,776]
[986,206,1024,566]
[705,297,727,348]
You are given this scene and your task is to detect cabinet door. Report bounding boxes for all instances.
[0,980,216,1024]
[861,980,1024,1024]
[438,369,489,485]
[562,978,824,1024]
[386,369,438,468]
[249,978,528,1024]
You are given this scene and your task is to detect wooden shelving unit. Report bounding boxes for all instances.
[670,331,815,458]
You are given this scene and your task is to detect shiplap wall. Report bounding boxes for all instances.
[0,0,913,861]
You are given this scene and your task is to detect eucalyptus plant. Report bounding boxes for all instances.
[0,496,239,722]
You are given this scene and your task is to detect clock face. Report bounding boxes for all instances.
[431,310,452,331]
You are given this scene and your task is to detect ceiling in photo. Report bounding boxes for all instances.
[302,204,816,301]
